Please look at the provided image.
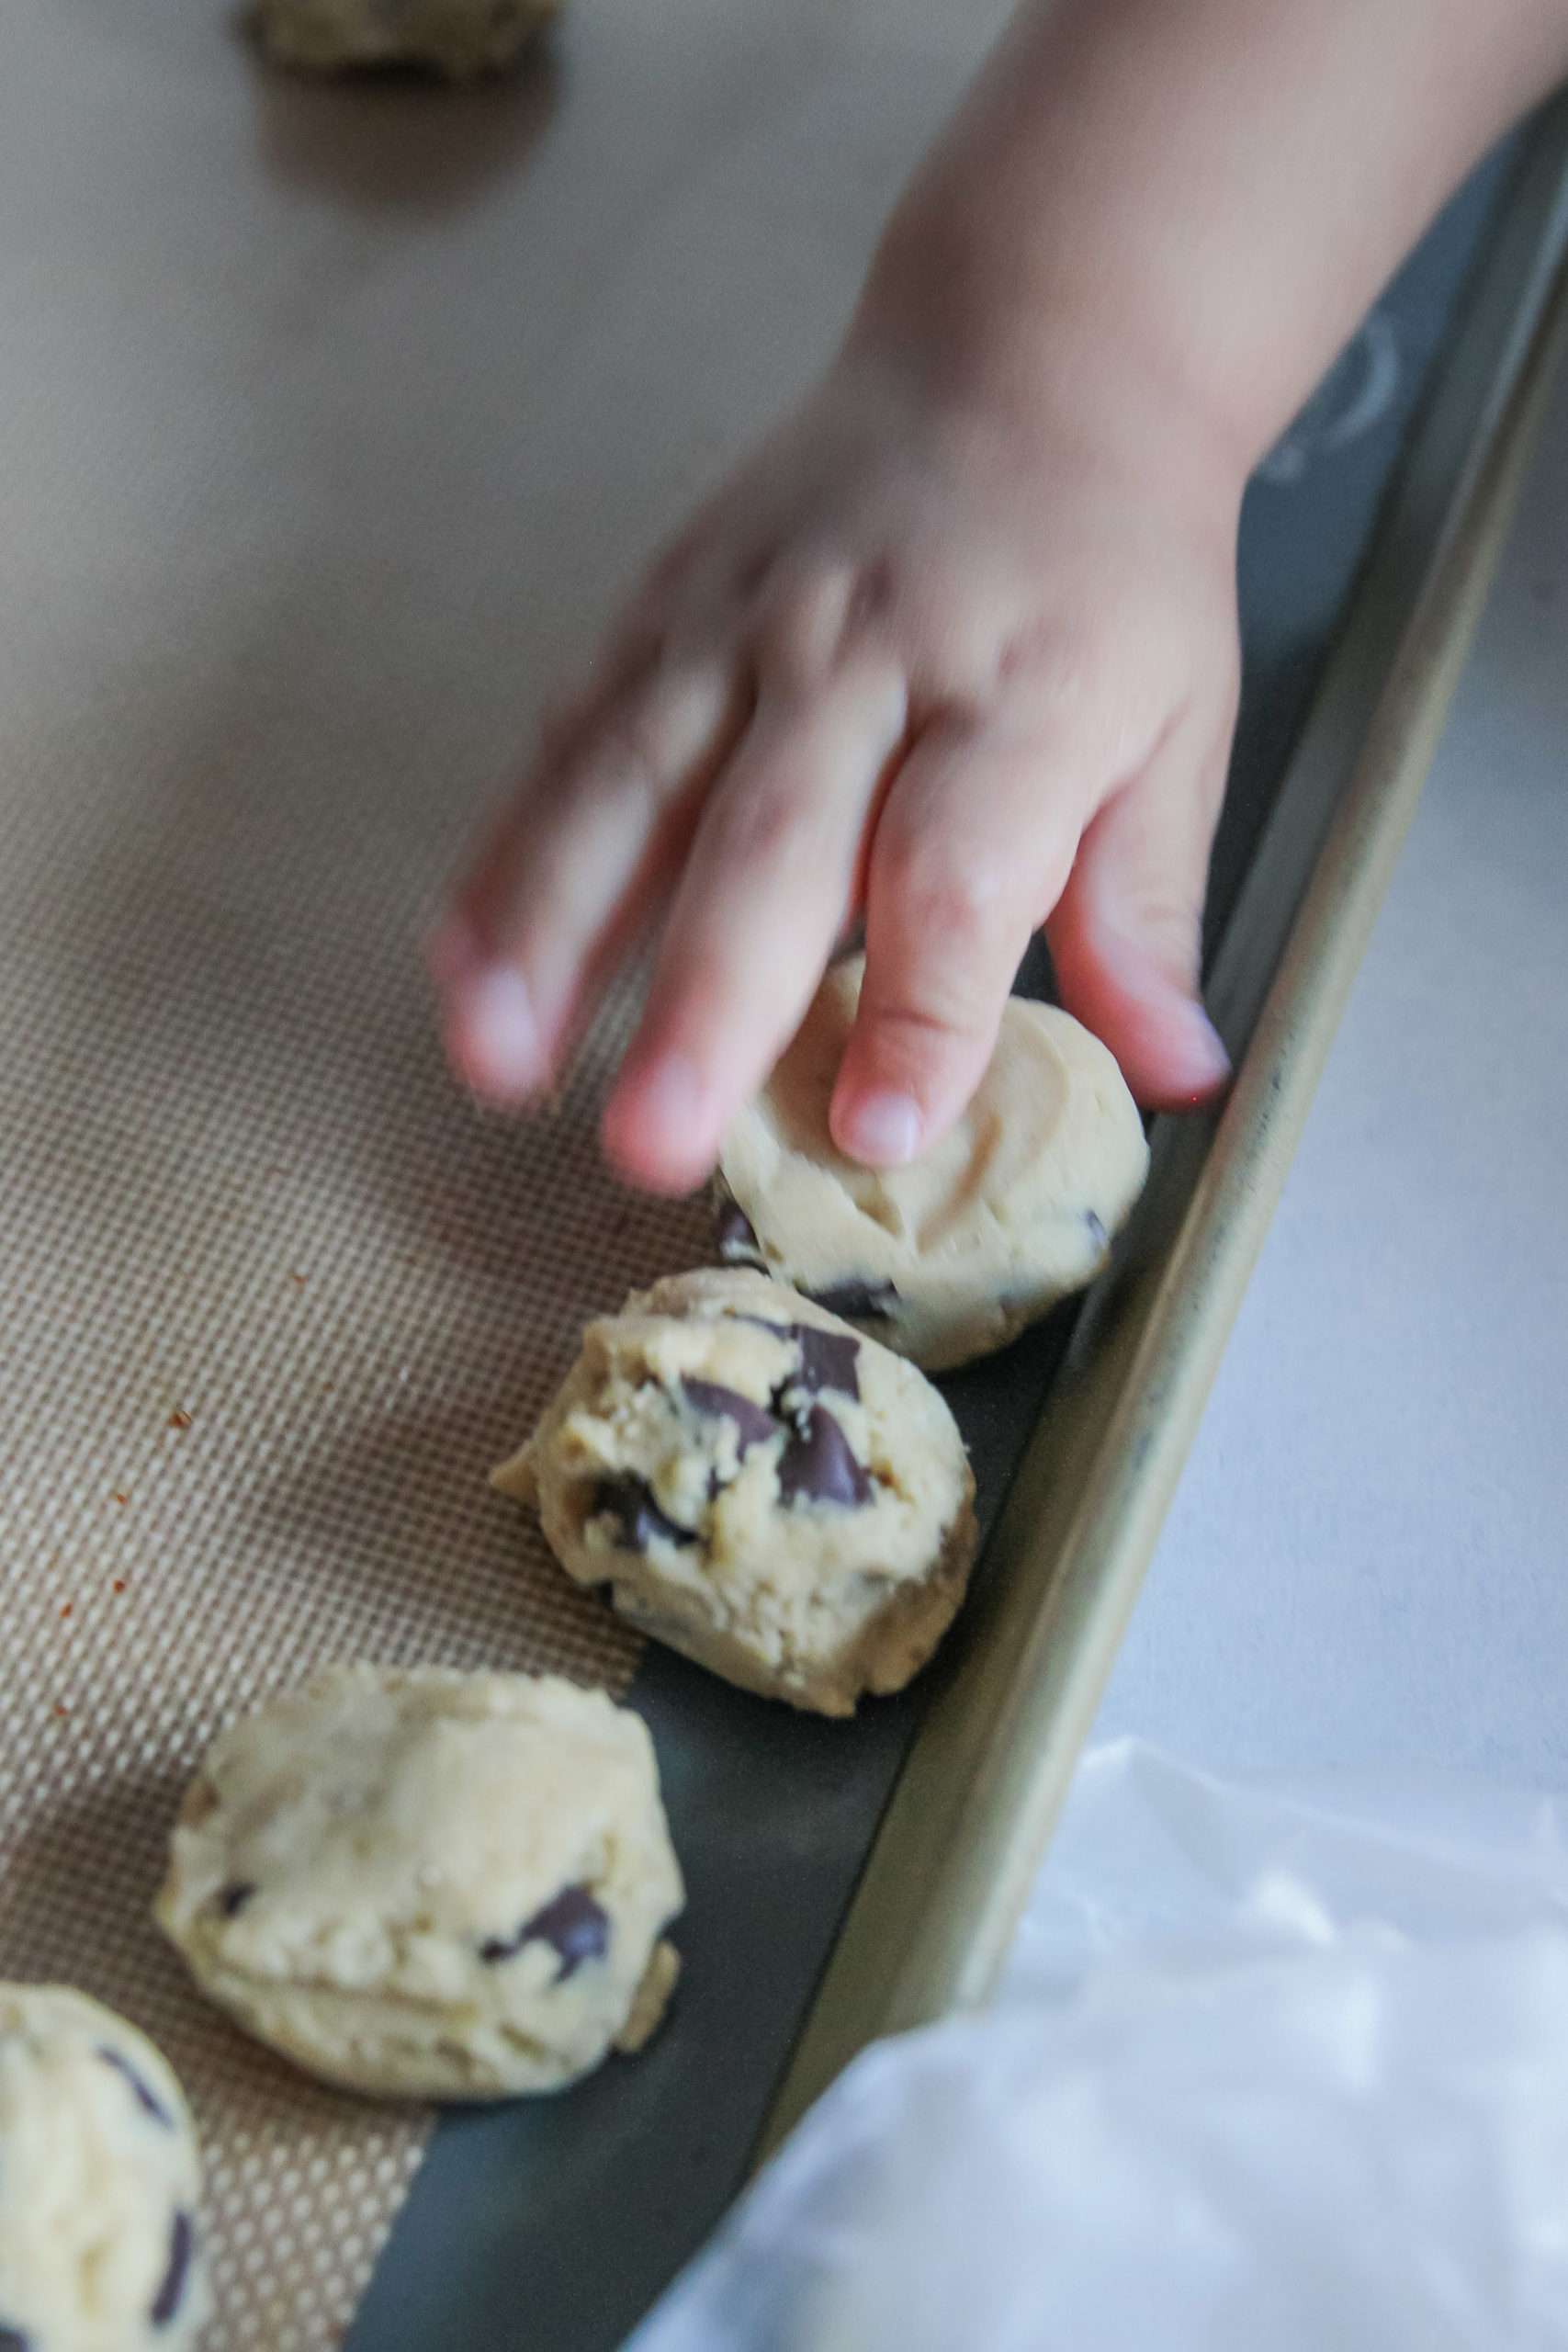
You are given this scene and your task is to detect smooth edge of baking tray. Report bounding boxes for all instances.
[756,98,1568,2161]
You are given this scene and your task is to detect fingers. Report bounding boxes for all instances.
[828,711,1095,1165]
[1046,712,1233,1111]
[601,660,908,1193]
[434,655,741,1103]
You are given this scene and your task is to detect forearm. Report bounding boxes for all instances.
[856,0,1568,473]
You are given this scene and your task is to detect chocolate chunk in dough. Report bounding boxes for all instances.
[788,1324,861,1399]
[150,2211,196,2328]
[715,1195,763,1263]
[778,1405,873,1510]
[480,1883,611,1979]
[593,1475,696,1553]
[802,1278,900,1323]
[735,1311,863,1399]
[96,2044,174,2128]
[680,1377,779,1454]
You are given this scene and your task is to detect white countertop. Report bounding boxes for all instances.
[1086,354,1568,1790]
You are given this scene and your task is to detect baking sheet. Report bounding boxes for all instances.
[0,4,1557,2348]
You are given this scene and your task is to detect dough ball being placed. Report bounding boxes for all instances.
[254,0,559,78]
[716,958,1151,1372]
[155,1666,682,2101]
[495,1268,978,1718]
[0,1984,208,2352]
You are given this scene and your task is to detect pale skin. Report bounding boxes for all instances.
[432,0,1568,1196]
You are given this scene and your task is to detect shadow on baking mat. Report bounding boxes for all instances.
[243,4,562,215]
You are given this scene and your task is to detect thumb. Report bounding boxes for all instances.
[1046,718,1232,1112]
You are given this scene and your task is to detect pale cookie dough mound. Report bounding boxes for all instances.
[154,1665,682,2101]
[494,1268,978,1717]
[716,958,1151,1372]
[254,0,559,78]
[0,1984,208,2352]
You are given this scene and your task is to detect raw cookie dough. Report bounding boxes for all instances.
[253,0,559,78]
[0,1984,208,2352]
[716,957,1150,1372]
[154,1665,682,2101]
[494,1268,978,1717]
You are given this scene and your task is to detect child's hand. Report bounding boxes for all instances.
[434,345,1240,1194]
[431,0,1568,1197]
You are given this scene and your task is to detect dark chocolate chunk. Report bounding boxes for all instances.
[714,1196,762,1262]
[801,1278,899,1323]
[0,2325,31,2352]
[218,1882,256,1919]
[479,1883,611,1979]
[592,1475,696,1553]
[791,1325,861,1399]
[777,1405,872,1509]
[150,2210,195,2328]
[680,1377,778,1455]
[1085,1209,1109,1253]
[731,1312,862,1399]
[96,2044,172,2128]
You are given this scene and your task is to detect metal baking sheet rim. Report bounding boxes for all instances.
[759,110,1568,2160]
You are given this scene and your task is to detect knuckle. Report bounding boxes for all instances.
[754,559,857,688]
[866,966,995,1055]
[593,706,678,821]
[530,694,668,828]
[875,828,1012,952]
[1125,893,1204,986]
[996,613,1111,710]
[705,778,800,873]
[846,554,897,633]
[732,545,780,607]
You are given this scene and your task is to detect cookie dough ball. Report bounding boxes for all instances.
[495,1268,978,1718]
[0,1985,208,2352]
[254,0,559,78]
[716,958,1150,1372]
[154,1666,682,2101]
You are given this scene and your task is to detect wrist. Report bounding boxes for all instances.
[847,199,1254,526]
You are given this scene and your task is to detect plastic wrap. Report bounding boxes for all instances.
[630,1741,1568,2350]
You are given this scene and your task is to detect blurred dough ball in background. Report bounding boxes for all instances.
[253,0,562,79]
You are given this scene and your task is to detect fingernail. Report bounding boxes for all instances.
[840,1089,923,1167]
[1184,1005,1232,1090]
[450,967,545,1100]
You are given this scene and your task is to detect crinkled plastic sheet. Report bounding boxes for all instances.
[631,1741,1568,2351]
